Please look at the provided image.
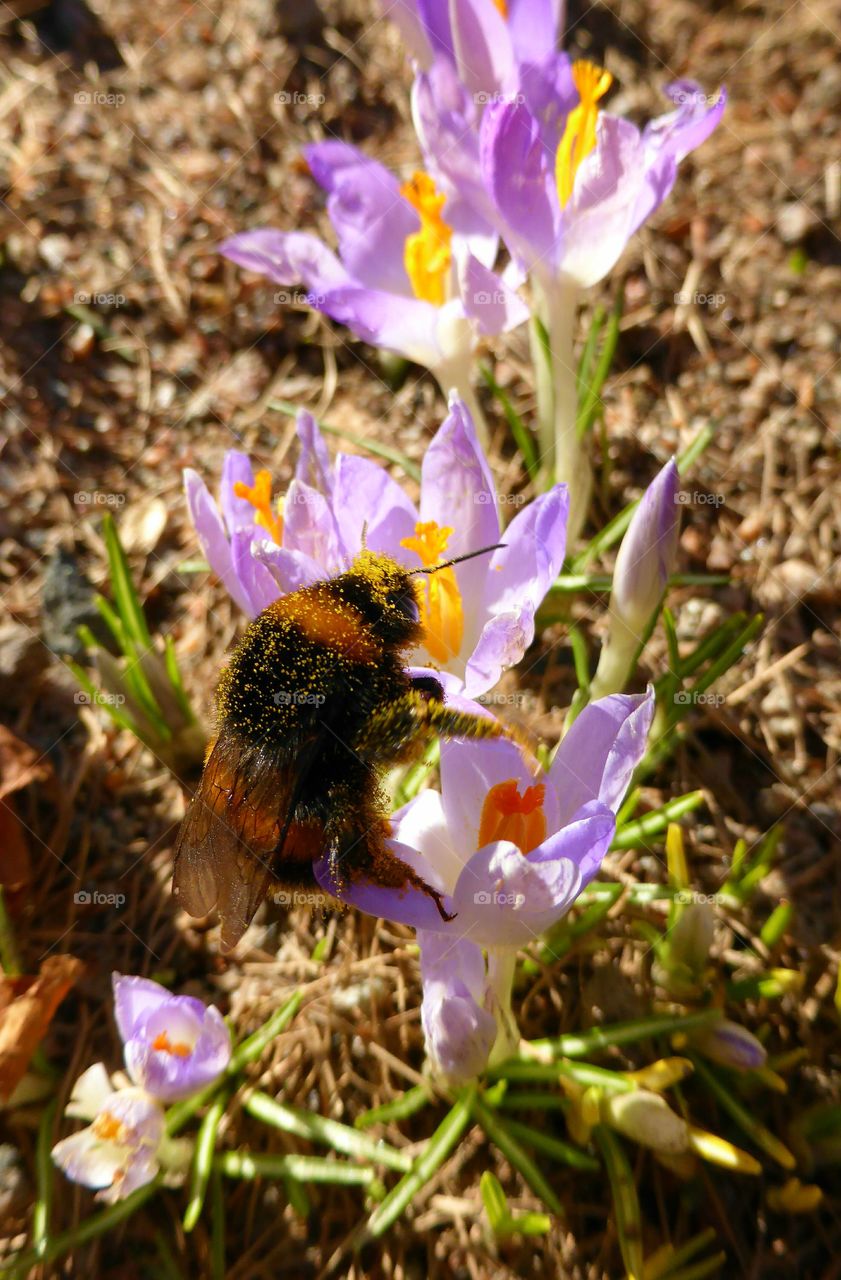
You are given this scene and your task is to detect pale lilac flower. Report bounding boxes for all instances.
[185,397,569,698]
[316,689,654,1081]
[690,1020,767,1072]
[476,78,723,529]
[590,458,680,698]
[112,974,231,1103]
[220,142,527,435]
[51,1064,166,1203]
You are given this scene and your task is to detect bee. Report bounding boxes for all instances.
[173,546,506,949]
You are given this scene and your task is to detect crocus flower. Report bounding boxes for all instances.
[316,688,654,1082]
[51,1064,171,1203]
[185,396,569,698]
[113,973,231,1103]
[477,76,724,529]
[589,458,680,699]
[220,141,527,439]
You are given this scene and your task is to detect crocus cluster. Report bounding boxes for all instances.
[221,0,724,537]
[52,975,230,1202]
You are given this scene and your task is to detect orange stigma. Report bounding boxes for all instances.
[152,1031,192,1058]
[233,469,283,544]
[478,778,547,853]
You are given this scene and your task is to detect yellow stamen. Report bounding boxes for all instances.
[478,778,547,853]
[555,60,613,207]
[399,520,463,664]
[490,0,508,15]
[92,1111,126,1143]
[152,1031,192,1058]
[232,469,284,544]
[399,172,453,307]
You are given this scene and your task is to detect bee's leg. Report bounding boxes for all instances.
[354,692,506,765]
[323,787,456,922]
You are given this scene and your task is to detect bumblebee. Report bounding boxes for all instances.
[173,548,504,948]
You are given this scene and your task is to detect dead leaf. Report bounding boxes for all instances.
[0,801,30,903]
[0,955,85,1100]
[0,725,51,802]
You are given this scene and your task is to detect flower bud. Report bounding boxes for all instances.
[601,1090,690,1155]
[590,459,680,698]
[691,1019,767,1071]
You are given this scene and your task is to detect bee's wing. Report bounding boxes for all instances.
[172,736,300,950]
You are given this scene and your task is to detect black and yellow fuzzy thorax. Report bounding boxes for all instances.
[215,552,423,746]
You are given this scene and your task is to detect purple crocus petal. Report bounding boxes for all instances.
[113,974,174,1043]
[480,99,558,275]
[506,0,564,68]
[517,51,577,153]
[419,931,497,1081]
[463,607,534,698]
[313,839,454,929]
[318,284,443,367]
[219,451,259,535]
[548,689,655,825]
[611,458,680,631]
[332,454,418,558]
[251,541,325,595]
[450,803,615,945]
[485,483,569,613]
[418,0,455,59]
[649,82,727,166]
[305,142,417,295]
[449,0,516,100]
[459,251,529,336]
[295,409,335,500]
[184,469,252,617]
[230,529,284,615]
[412,61,497,250]
[419,395,500,598]
[220,229,351,293]
[283,479,346,573]
[557,115,649,288]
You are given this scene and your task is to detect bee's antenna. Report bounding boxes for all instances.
[360,521,369,550]
[412,543,505,575]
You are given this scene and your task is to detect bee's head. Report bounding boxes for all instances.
[339,551,422,647]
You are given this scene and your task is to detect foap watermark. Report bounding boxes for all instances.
[473,491,525,506]
[674,290,726,309]
[674,491,724,508]
[672,89,723,108]
[274,889,330,907]
[473,91,525,106]
[673,690,725,707]
[74,889,126,908]
[74,90,126,107]
[675,890,725,906]
[479,692,529,708]
[273,289,326,307]
[472,289,507,306]
[74,491,126,508]
[74,291,127,308]
[274,690,326,707]
[274,90,326,107]
[75,690,126,707]
[474,889,526,907]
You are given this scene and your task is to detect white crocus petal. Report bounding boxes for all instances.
[392,789,460,895]
[65,1063,115,1122]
